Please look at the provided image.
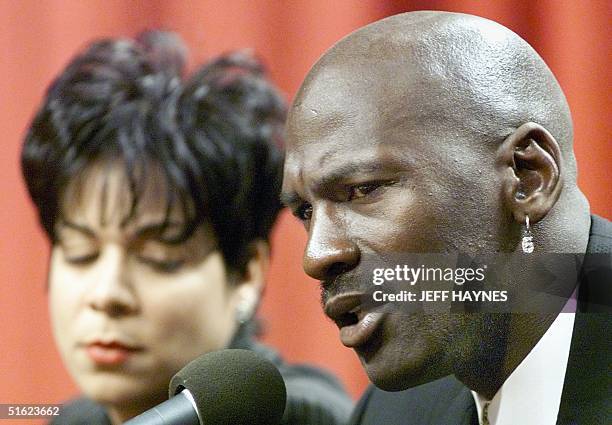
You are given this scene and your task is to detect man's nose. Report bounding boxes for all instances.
[303,204,359,281]
[86,245,139,316]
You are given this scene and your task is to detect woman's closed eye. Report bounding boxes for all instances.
[137,241,189,273]
[58,237,100,265]
[64,252,100,265]
[136,255,186,273]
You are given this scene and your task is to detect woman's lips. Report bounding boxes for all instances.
[85,342,141,365]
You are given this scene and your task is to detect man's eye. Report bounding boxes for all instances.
[348,183,383,200]
[295,203,313,221]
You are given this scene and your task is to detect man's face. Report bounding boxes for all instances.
[49,162,240,409]
[282,61,504,390]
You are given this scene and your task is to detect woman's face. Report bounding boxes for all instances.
[49,162,244,410]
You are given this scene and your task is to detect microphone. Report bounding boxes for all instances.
[125,349,287,425]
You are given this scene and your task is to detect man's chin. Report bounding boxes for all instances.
[359,347,446,392]
[353,313,454,391]
[364,363,438,392]
[370,367,454,393]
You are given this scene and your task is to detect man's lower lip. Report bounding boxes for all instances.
[85,345,136,365]
[339,312,385,348]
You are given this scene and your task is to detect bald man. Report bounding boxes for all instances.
[281,11,611,425]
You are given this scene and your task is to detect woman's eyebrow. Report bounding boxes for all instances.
[132,222,183,238]
[57,220,96,238]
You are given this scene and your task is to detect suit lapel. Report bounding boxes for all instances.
[557,215,612,424]
[429,387,478,425]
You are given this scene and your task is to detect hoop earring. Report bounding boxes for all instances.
[521,215,534,253]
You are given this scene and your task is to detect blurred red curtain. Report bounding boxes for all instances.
[1,1,609,423]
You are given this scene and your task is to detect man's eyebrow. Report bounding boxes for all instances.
[281,160,400,206]
[315,161,388,188]
[58,220,96,238]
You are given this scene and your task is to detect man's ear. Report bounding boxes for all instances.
[497,122,563,224]
[231,240,270,317]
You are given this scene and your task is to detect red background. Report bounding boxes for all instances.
[1,1,610,424]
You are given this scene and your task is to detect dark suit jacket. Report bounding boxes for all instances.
[350,215,611,425]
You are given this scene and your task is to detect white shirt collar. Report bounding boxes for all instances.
[471,312,575,425]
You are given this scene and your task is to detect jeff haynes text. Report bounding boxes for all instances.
[372,290,508,303]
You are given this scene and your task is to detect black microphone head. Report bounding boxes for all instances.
[169,349,286,425]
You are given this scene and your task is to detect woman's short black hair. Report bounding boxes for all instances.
[21,30,286,275]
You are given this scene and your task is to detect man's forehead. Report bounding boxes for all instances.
[292,64,404,129]
[289,12,450,113]
[286,33,474,156]
[286,65,454,171]
[286,10,531,151]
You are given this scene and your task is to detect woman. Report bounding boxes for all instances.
[22,31,352,425]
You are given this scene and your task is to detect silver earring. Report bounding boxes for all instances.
[521,215,534,253]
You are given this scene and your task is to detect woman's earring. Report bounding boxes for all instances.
[521,215,534,253]
[236,299,255,324]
